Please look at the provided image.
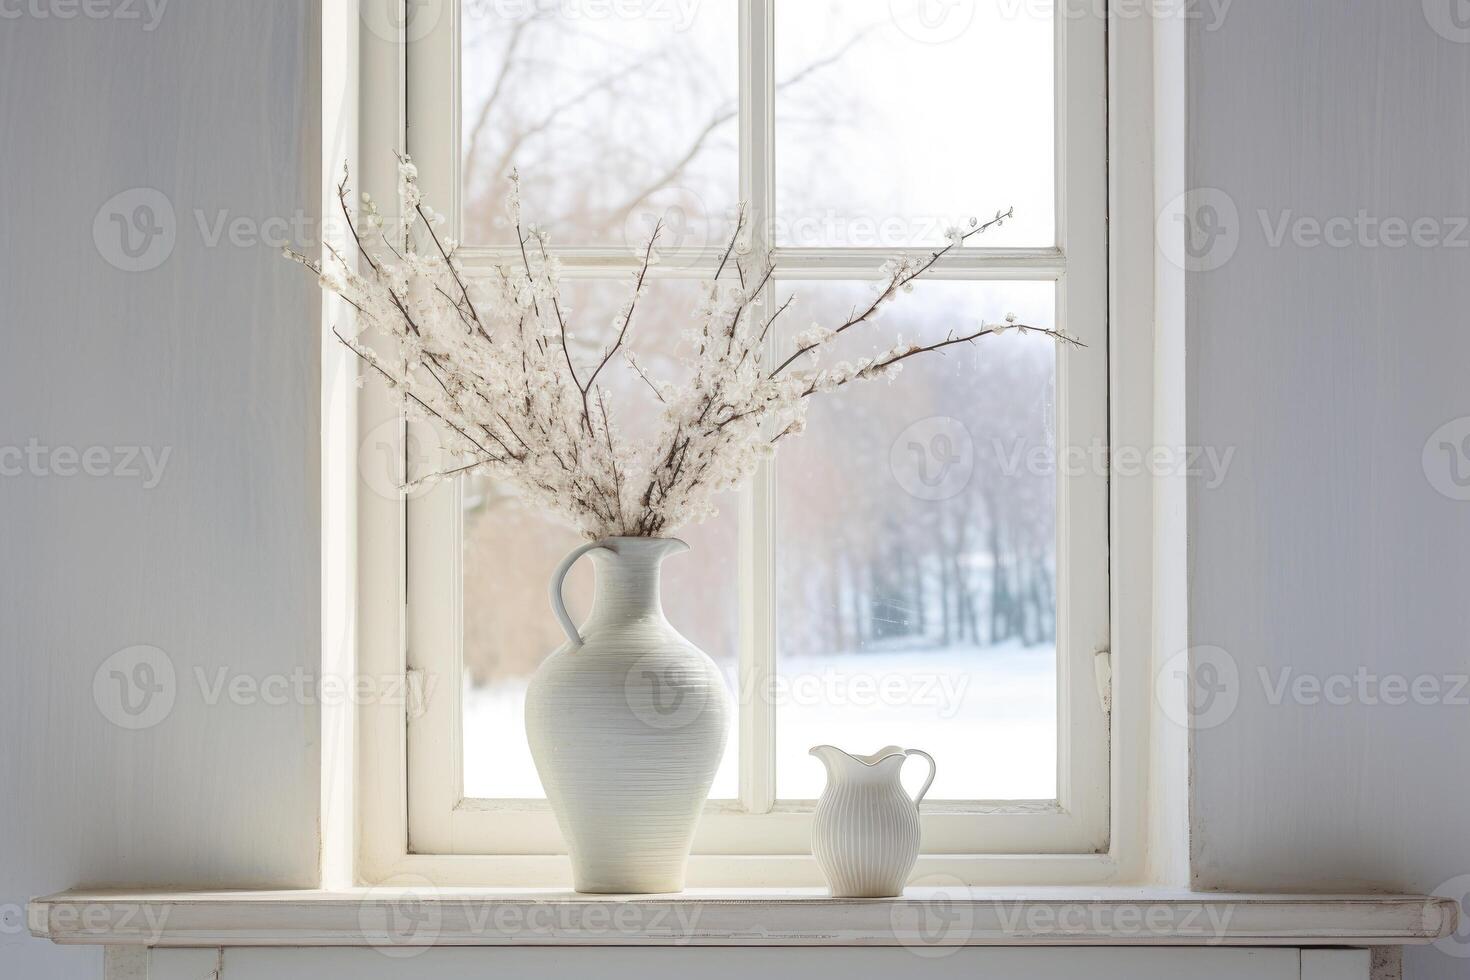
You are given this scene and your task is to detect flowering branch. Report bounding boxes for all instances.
[768,208,1014,379]
[289,159,1083,540]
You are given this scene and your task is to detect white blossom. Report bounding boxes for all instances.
[289,167,1074,541]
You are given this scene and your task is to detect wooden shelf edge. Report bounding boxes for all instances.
[27,887,1459,949]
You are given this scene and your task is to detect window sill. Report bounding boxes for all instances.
[28,887,1456,948]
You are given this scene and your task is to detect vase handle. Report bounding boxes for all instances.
[550,541,610,648]
[904,749,937,809]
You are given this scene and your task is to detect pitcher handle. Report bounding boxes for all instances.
[904,749,937,809]
[549,541,609,647]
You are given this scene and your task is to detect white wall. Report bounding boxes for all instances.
[1185,1,1470,976]
[0,2,321,977]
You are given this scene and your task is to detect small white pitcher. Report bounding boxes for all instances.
[809,744,937,898]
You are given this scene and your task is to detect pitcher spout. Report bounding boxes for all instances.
[809,744,852,775]
[810,744,907,777]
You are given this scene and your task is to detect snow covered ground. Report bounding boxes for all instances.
[462,641,1056,802]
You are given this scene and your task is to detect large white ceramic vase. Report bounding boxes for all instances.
[525,536,730,894]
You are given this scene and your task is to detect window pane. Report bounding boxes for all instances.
[774,280,1058,800]
[774,1,1054,248]
[461,278,740,800]
[460,1,739,248]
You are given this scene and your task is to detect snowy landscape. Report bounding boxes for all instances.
[462,640,1056,802]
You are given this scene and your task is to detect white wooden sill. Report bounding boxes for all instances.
[28,887,1457,948]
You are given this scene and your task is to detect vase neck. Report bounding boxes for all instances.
[584,537,686,627]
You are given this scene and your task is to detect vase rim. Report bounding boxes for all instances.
[593,535,689,548]
[586,536,691,561]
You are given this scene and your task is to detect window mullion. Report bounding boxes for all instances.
[737,0,776,816]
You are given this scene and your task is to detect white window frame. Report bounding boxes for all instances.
[355,0,1159,888]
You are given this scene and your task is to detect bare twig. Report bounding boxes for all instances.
[768,208,1015,379]
[580,220,661,401]
[294,156,1075,541]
